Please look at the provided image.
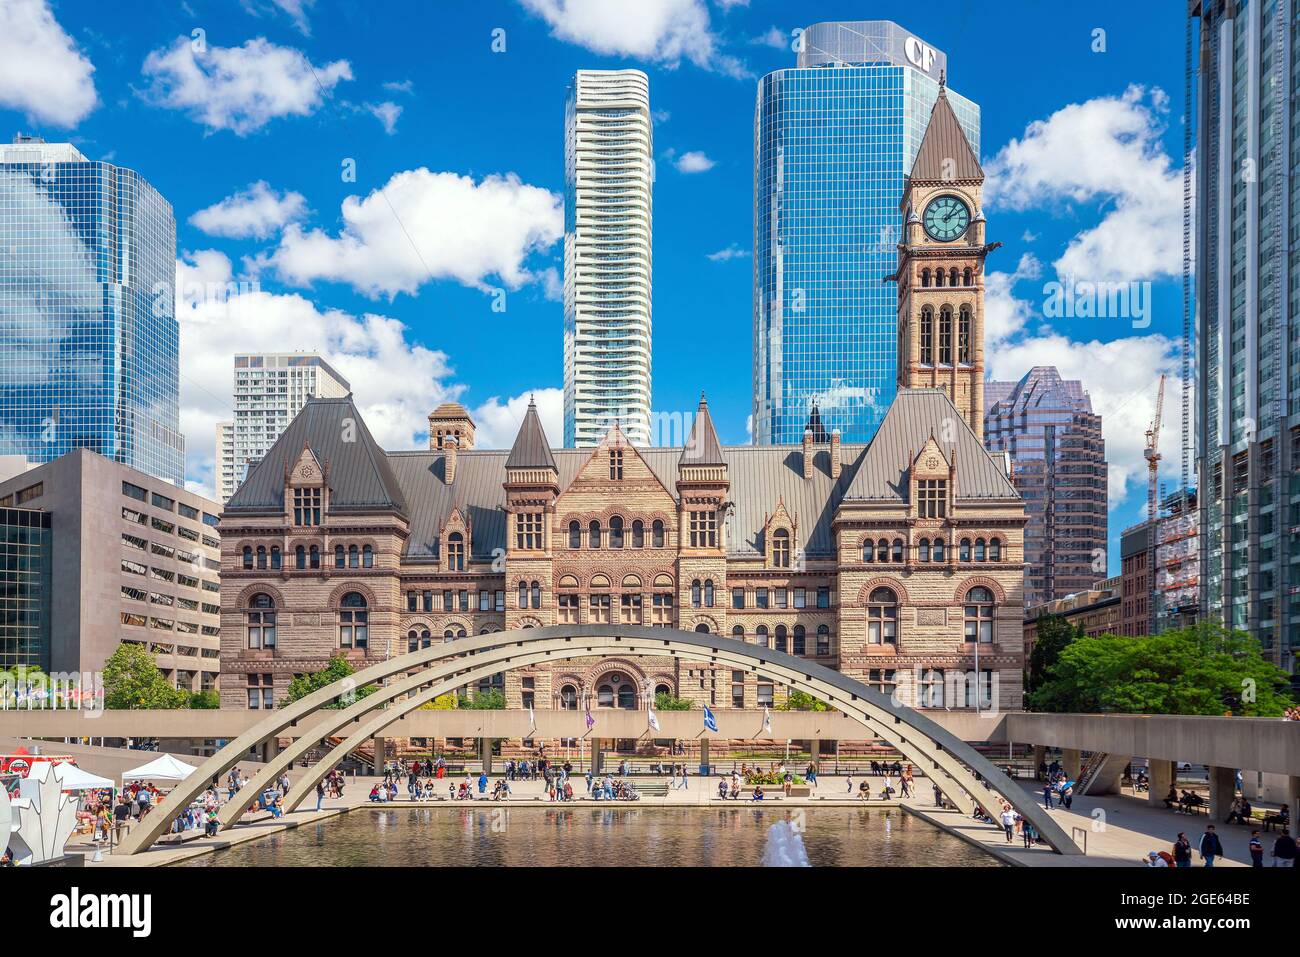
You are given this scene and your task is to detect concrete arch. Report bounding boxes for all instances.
[113,625,1080,857]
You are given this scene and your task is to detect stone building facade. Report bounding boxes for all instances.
[216,84,1026,722]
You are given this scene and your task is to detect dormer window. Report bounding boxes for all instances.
[771,528,791,568]
[446,532,465,570]
[293,487,321,526]
[916,479,947,518]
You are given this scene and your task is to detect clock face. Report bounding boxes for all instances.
[922,195,971,242]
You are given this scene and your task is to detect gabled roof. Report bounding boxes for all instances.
[909,86,982,183]
[225,396,407,515]
[505,398,557,471]
[845,389,1017,502]
[680,394,725,467]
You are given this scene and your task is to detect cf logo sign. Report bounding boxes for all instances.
[904,36,937,73]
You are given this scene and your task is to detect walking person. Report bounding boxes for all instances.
[1248,830,1264,867]
[1173,832,1193,868]
[999,805,1017,844]
[806,761,818,788]
[1271,828,1297,867]
[1199,824,1224,867]
[315,780,325,812]
[1042,781,1054,810]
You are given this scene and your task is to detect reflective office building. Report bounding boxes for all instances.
[0,505,51,672]
[0,135,183,485]
[1192,0,1299,679]
[753,21,979,445]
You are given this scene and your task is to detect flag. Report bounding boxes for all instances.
[648,706,660,732]
[762,707,772,734]
[585,709,595,731]
[703,704,718,733]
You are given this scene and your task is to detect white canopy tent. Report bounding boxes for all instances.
[52,762,113,791]
[121,753,198,783]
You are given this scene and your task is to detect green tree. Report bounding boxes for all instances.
[187,689,220,709]
[102,644,188,710]
[1026,614,1083,693]
[456,688,505,710]
[1027,622,1294,716]
[282,655,377,709]
[777,690,830,712]
[654,690,693,711]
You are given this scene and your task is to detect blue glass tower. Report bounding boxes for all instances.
[753,21,979,445]
[0,136,183,485]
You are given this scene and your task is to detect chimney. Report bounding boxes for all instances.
[444,434,458,485]
[830,429,842,479]
[802,428,814,479]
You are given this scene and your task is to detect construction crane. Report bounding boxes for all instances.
[1144,375,1165,636]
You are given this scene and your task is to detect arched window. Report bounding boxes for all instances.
[255,545,267,570]
[876,538,889,562]
[446,533,464,571]
[935,268,945,287]
[334,545,344,569]
[295,545,305,569]
[989,537,1002,561]
[703,579,714,607]
[596,684,614,707]
[867,587,898,645]
[958,305,972,364]
[338,592,368,648]
[964,586,995,644]
[691,579,702,607]
[246,593,276,649]
[407,628,431,652]
[920,306,934,365]
[568,520,581,549]
[816,624,830,656]
[618,683,637,708]
[963,267,973,286]
[919,537,931,562]
[694,623,711,634]
[771,528,791,567]
[775,624,788,653]
[348,544,359,568]
[891,538,904,562]
[632,519,644,548]
[241,546,253,570]
[731,625,745,642]
[309,545,320,569]
[863,540,875,563]
[654,683,671,699]
[270,546,281,570]
[755,625,770,648]
[588,520,602,549]
[609,516,624,548]
[362,544,374,568]
[518,581,529,609]
[651,519,665,548]
[920,267,931,287]
[938,305,953,364]
[559,685,578,710]
[531,580,541,609]
[932,538,945,562]
[793,624,806,656]
[974,537,986,562]
[959,538,971,562]
[949,267,959,287]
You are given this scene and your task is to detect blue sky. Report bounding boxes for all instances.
[0,0,1191,574]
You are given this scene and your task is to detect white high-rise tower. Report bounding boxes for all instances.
[563,69,653,447]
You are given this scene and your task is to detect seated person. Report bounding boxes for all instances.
[718,779,729,800]
[751,785,765,801]
[1163,785,1179,809]
[368,784,382,802]
[858,781,871,801]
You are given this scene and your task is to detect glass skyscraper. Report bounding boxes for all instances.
[1192,0,1298,680]
[753,21,979,445]
[0,506,52,672]
[0,135,183,485]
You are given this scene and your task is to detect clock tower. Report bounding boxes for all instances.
[890,78,998,440]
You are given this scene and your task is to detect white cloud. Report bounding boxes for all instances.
[140,36,352,135]
[985,85,1181,284]
[987,332,1185,509]
[674,150,715,173]
[189,180,308,239]
[175,250,464,497]
[366,100,402,135]
[382,79,414,95]
[260,167,563,299]
[470,390,564,450]
[706,243,748,262]
[519,0,748,77]
[651,109,671,123]
[983,253,1042,347]
[753,26,787,49]
[0,0,97,127]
